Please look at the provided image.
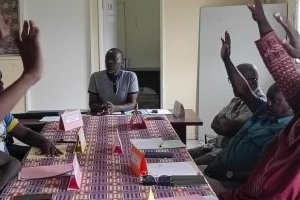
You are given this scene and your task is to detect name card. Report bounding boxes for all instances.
[173,100,185,118]
[147,188,155,200]
[129,109,147,130]
[75,127,87,153]
[112,129,123,155]
[19,153,82,191]
[67,153,83,191]
[130,144,148,176]
[59,110,83,131]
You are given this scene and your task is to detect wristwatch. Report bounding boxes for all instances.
[226,170,234,179]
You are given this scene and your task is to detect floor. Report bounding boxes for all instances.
[186,139,204,149]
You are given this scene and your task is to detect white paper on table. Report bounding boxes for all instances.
[124,109,149,116]
[147,162,200,177]
[156,194,205,200]
[203,196,219,200]
[146,109,172,115]
[160,140,186,148]
[112,112,122,115]
[39,116,60,122]
[130,138,163,149]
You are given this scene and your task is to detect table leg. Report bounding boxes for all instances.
[172,124,186,144]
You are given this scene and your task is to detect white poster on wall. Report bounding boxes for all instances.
[23,0,90,110]
[198,4,287,138]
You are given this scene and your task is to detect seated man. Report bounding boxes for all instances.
[203,30,293,187]
[219,1,300,199]
[0,19,61,190]
[88,48,139,115]
[189,63,266,165]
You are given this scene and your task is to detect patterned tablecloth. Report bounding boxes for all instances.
[0,115,216,200]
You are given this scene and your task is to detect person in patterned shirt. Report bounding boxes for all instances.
[219,0,300,199]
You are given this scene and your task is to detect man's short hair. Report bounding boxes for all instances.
[267,83,281,101]
[236,63,259,80]
[106,48,124,58]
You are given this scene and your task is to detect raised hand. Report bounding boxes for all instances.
[247,0,266,22]
[274,12,300,59]
[0,14,11,40]
[15,20,42,83]
[221,31,231,61]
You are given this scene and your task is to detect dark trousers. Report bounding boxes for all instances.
[7,144,29,161]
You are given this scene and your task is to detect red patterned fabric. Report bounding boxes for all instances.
[219,31,300,200]
[255,31,300,107]
[1,116,216,200]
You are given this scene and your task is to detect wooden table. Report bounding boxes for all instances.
[17,109,203,144]
[166,109,203,144]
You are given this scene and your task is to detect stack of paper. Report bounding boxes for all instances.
[156,195,204,200]
[147,162,199,177]
[130,138,163,149]
[146,109,172,115]
[160,140,186,148]
[124,109,148,116]
[130,138,186,149]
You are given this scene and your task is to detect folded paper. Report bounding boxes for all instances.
[173,100,185,118]
[75,127,87,153]
[67,153,82,190]
[129,109,146,130]
[19,154,82,191]
[130,144,148,176]
[112,129,123,155]
[59,110,83,131]
[147,188,155,200]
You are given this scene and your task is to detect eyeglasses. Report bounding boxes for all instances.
[140,175,172,186]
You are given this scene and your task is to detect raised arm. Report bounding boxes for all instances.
[221,31,263,113]
[0,20,43,122]
[248,0,300,114]
[274,12,300,58]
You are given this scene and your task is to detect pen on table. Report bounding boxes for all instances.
[56,139,77,144]
[159,141,164,148]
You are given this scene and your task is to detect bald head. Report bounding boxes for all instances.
[266,83,293,117]
[236,63,259,91]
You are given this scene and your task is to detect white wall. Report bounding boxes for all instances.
[117,0,160,69]
[102,0,118,66]
[198,4,287,137]
[161,0,246,111]
[23,0,90,110]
